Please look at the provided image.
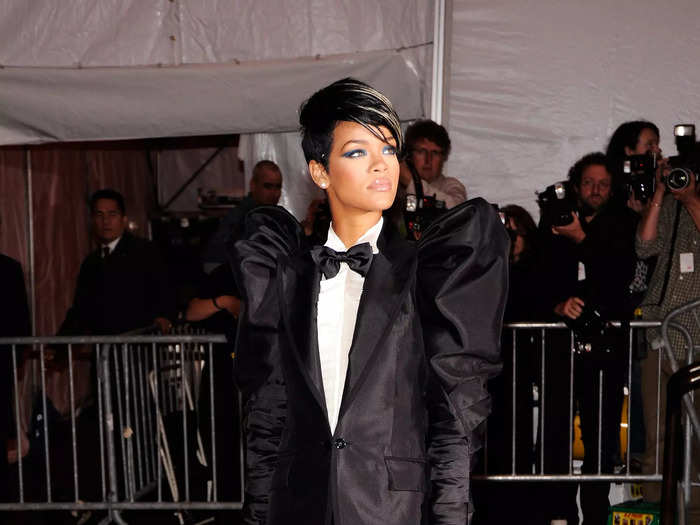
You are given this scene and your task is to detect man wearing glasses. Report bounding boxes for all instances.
[399,119,467,209]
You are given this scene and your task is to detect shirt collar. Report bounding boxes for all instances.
[325,217,383,255]
[103,236,122,254]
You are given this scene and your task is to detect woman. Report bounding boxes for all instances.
[229,79,509,525]
[606,121,662,466]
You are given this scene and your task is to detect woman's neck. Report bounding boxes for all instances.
[331,211,382,249]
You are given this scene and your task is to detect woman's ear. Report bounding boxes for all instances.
[624,146,635,156]
[309,160,330,190]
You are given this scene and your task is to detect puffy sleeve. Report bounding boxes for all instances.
[228,205,306,395]
[227,205,305,525]
[417,197,509,523]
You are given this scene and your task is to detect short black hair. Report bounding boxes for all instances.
[299,77,403,169]
[404,119,451,158]
[606,120,659,159]
[567,152,613,191]
[90,189,125,215]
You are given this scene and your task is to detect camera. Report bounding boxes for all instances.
[536,181,575,227]
[622,154,656,202]
[404,193,446,235]
[565,305,617,359]
[402,151,447,238]
[664,124,700,191]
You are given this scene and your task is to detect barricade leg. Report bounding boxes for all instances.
[98,343,127,525]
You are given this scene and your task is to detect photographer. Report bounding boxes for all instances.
[399,119,467,208]
[606,120,663,468]
[538,152,638,525]
[636,146,700,510]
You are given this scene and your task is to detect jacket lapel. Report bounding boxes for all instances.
[338,224,416,421]
[279,252,328,419]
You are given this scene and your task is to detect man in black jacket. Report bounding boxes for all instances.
[538,152,638,525]
[56,189,174,506]
[61,189,174,335]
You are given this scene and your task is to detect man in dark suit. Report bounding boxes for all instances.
[55,189,174,508]
[61,189,174,335]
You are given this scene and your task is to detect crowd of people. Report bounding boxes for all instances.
[1,87,699,525]
[477,120,700,525]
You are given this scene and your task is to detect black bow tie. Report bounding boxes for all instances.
[310,243,373,279]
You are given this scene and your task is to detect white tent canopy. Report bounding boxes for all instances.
[3,0,700,215]
[1,51,423,145]
[0,0,434,219]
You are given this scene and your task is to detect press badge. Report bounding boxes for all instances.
[578,261,586,281]
[680,252,694,273]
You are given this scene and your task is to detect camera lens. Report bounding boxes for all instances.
[664,167,692,191]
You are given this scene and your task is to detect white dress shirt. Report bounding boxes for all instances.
[317,217,383,434]
[102,236,121,257]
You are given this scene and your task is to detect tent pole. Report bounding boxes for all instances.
[25,148,36,335]
[430,0,447,124]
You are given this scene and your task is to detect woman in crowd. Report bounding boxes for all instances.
[606,120,662,213]
[606,120,663,466]
[228,78,509,525]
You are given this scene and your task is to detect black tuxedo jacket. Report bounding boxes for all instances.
[230,199,509,525]
[60,232,174,335]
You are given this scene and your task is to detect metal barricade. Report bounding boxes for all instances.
[4,313,699,522]
[659,297,700,524]
[0,333,240,524]
[475,320,663,484]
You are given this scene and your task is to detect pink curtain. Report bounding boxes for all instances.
[30,146,92,336]
[0,147,29,290]
[0,144,153,336]
[2,140,237,335]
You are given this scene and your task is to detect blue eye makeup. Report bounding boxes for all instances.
[342,149,366,158]
[383,145,397,155]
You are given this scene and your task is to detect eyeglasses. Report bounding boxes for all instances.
[412,147,444,159]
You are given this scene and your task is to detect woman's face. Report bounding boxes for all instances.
[313,121,399,219]
[626,127,661,156]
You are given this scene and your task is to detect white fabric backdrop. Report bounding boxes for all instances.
[5,0,700,220]
[448,0,700,218]
[0,51,423,146]
[0,0,433,218]
[0,0,432,67]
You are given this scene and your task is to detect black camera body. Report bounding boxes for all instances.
[536,180,576,227]
[403,155,447,238]
[404,193,446,235]
[565,305,618,361]
[665,124,700,191]
[622,154,656,202]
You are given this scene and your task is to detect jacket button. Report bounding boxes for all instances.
[333,438,348,449]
